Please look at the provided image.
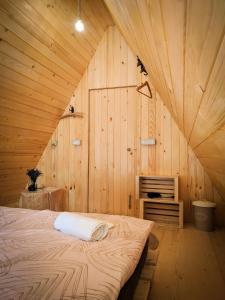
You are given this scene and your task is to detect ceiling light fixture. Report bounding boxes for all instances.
[74,0,84,32]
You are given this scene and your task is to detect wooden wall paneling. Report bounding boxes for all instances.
[162,100,172,174]
[25,0,113,64]
[33,0,112,52]
[187,147,198,206]
[0,78,65,115]
[171,118,180,177]
[107,88,115,214]
[155,93,164,175]
[143,0,177,121]
[88,87,138,216]
[0,39,74,92]
[79,72,89,213]
[106,26,115,87]
[0,55,68,101]
[119,88,128,215]
[153,93,222,222]
[0,8,80,81]
[38,25,223,224]
[196,154,205,201]
[119,31,129,87]
[71,120,81,212]
[184,0,225,140]
[0,23,76,85]
[148,80,156,175]
[193,125,225,201]
[127,88,137,216]
[100,89,109,213]
[199,157,225,175]
[213,188,225,227]
[0,88,60,121]
[20,0,88,66]
[160,0,185,131]
[0,0,112,205]
[0,101,57,134]
[0,125,48,154]
[104,0,225,205]
[0,55,70,102]
[88,90,96,213]
[113,88,121,214]
[194,125,225,159]
[179,132,189,221]
[0,153,39,170]
[139,81,153,175]
[204,171,214,202]
[189,34,225,148]
[104,0,178,123]
[89,90,101,213]
[0,66,68,110]
[205,168,225,200]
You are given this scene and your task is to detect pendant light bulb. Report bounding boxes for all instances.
[75,19,84,32]
[74,0,84,32]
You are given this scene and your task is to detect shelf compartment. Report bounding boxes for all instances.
[136,175,178,202]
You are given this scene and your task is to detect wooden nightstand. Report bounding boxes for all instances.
[136,175,184,228]
[139,198,183,228]
[19,187,66,211]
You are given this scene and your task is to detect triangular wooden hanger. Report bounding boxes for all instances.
[136,81,152,99]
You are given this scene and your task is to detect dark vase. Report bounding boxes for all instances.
[28,180,37,192]
[26,168,42,192]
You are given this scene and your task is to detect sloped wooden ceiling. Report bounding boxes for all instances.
[104,0,225,199]
[0,0,113,205]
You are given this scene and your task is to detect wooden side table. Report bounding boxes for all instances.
[139,198,184,228]
[19,187,66,211]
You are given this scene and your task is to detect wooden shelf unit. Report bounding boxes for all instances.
[139,198,183,228]
[136,175,178,202]
[137,175,183,228]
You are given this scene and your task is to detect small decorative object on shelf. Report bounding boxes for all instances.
[69,105,75,113]
[26,168,42,192]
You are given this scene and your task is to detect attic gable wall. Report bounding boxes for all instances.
[38,26,225,225]
[104,0,225,200]
[0,0,113,205]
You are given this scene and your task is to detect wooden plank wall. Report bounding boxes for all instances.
[104,0,225,204]
[0,0,113,206]
[38,26,225,225]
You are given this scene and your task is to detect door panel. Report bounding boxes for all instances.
[89,87,137,216]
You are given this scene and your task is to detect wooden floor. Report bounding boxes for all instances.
[149,225,225,300]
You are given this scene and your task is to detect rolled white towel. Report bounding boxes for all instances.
[54,212,113,241]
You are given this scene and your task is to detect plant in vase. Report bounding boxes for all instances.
[26,169,42,192]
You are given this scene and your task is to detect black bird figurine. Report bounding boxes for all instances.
[69,105,75,113]
[137,56,148,76]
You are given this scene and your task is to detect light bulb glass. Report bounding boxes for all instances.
[74,19,84,32]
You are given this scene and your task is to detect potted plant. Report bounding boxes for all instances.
[26,169,42,191]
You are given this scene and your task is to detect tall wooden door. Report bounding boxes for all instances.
[89,87,137,216]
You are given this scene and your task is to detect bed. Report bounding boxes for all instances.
[0,206,154,300]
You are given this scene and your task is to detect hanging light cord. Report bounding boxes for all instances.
[74,0,84,32]
[77,0,80,18]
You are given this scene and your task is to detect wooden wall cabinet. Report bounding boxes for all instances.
[137,175,183,228]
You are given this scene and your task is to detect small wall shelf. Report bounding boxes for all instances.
[60,112,83,120]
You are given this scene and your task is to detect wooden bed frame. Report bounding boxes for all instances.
[118,239,149,300]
